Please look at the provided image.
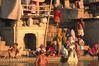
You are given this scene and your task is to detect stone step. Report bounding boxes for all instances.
[0,56,97,63]
[0,58,36,63]
[0,41,8,51]
[0,41,6,46]
[0,46,9,51]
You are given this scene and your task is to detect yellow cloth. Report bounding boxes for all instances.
[67,50,78,65]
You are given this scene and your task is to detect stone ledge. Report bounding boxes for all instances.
[0,56,98,63]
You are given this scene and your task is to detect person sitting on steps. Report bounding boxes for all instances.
[8,43,19,58]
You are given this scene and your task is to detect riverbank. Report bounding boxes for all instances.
[0,56,98,63]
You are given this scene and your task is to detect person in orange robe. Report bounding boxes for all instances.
[35,50,48,66]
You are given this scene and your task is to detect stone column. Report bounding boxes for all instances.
[28,17,33,26]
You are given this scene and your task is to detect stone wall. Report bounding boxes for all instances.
[84,19,99,46]
[0,27,14,46]
[59,19,99,46]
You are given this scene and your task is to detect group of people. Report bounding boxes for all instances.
[6,35,99,66]
[34,27,99,66]
[6,21,99,65]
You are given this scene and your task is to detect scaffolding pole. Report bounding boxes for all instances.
[44,0,53,46]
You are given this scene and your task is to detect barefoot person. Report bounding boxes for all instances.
[35,50,48,66]
[8,43,19,58]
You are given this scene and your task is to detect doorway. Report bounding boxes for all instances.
[24,33,36,50]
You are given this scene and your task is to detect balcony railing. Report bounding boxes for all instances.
[22,4,54,17]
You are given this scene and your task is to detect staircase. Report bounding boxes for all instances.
[0,36,9,57]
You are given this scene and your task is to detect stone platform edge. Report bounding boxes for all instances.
[0,56,98,63]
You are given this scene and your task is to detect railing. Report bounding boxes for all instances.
[22,4,54,17]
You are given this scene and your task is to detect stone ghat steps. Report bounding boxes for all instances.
[0,56,98,63]
[0,58,36,63]
[0,39,9,57]
[0,36,8,50]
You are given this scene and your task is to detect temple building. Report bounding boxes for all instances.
[0,0,49,50]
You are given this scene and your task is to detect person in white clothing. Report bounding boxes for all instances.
[60,46,68,63]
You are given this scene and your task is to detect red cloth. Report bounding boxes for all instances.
[89,45,98,55]
[54,10,61,24]
[49,47,55,51]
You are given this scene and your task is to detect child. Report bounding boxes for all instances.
[35,50,48,66]
[8,43,19,58]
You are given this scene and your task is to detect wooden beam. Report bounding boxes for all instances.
[37,0,40,16]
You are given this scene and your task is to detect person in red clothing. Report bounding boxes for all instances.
[35,50,48,66]
[54,9,61,25]
[8,43,19,58]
